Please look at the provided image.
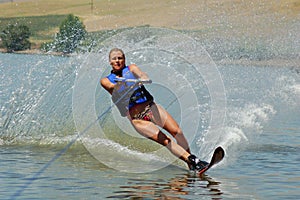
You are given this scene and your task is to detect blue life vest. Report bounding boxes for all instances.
[106,66,153,116]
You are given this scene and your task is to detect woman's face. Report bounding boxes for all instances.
[109,50,125,72]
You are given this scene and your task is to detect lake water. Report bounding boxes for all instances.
[1,29,300,199]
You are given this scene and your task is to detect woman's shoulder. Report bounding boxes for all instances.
[100,77,115,94]
[100,76,109,85]
[128,64,139,72]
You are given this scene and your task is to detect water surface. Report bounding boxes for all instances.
[1,47,299,199]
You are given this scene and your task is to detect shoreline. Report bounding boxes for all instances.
[216,58,300,68]
[0,48,66,56]
[0,1,298,67]
[1,48,299,68]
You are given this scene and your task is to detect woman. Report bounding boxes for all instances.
[100,48,208,171]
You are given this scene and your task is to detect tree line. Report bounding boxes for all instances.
[0,14,86,54]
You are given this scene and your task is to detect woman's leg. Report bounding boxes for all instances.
[131,119,190,162]
[150,103,191,154]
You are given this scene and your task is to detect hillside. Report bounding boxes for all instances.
[0,0,299,65]
[0,0,299,33]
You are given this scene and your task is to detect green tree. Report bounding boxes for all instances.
[53,14,86,54]
[0,23,31,53]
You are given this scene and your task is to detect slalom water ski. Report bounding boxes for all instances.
[197,146,225,176]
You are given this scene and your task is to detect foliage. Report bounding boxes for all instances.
[0,23,31,52]
[44,14,86,54]
[40,41,53,52]
[0,15,68,42]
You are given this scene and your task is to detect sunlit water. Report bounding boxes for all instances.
[1,35,300,200]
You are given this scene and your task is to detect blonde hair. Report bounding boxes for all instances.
[109,48,125,60]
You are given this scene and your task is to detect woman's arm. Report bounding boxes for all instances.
[129,64,149,80]
[100,77,115,95]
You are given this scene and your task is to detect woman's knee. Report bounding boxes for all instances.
[170,127,183,137]
[162,137,172,146]
[157,132,172,146]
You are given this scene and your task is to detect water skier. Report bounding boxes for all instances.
[100,48,208,171]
